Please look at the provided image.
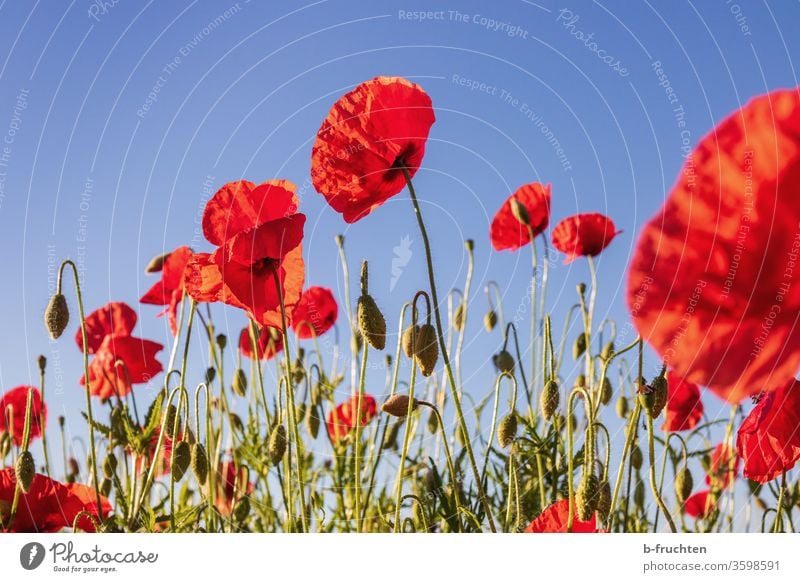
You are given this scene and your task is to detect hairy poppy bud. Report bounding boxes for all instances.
[205,367,216,385]
[414,324,438,377]
[381,394,418,417]
[163,404,178,437]
[233,496,250,522]
[45,293,69,339]
[58,415,65,428]
[385,354,393,368]
[601,341,614,361]
[575,374,587,388]
[577,282,586,295]
[172,441,191,480]
[600,377,613,405]
[306,407,321,440]
[634,479,645,507]
[465,239,475,252]
[497,413,518,448]
[597,479,612,522]
[675,467,693,505]
[493,350,515,374]
[453,304,465,332]
[510,198,530,226]
[37,355,47,372]
[426,410,438,433]
[630,444,643,471]
[650,373,668,419]
[191,443,209,486]
[402,325,418,358]
[232,368,248,397]
[423,468,440,493]
[268,425,287,466]
[102,454,117,479]
[16,451,35,493]
[573,333,587,360]
[576,473,599,521]
[541,380,559,420]
[357,294,386,350]
[484,310,498,332]
[615,396,629,419]
[383,419,402,450]
[229,413,243,433]
[68,457,80,476]
[100,477,112,497]
[637,383,655,414]
[216,333,227,350]
[145,251,170,274]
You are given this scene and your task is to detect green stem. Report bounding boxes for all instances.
[393,358,417,532]
[354,339,369,532]
[646,414,676,532]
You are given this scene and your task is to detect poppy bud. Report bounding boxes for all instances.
[497,413,517,448]
[637,382,655,414]
[99,477,112,497]
[650,374,668,419]
[145,251,170,273]
[268,425,287,466]
[216,334,227,350]
[37,355,47,372]
[426,410,438,433]
[381,394,418,417]
[305,407,321,440]
[163,405,178,437]
[675,467,693,505]
[191,443,209,486]
[233,496,250,522]
[414,324,438,377]
[575,374,587,388]
[402,325,418,358]
[615,396,629,419]
[0,433,10,458]
[383,419,402,450]
[630,444,643,471]
[573,333,587,360]
[601,341,614,361]
[484,310,498,332]
[465,239,475,252]
[335,234,345,247]
[102,454,117,479]
[229,413,243,433]
[171,441,191,480]
[357,294,386,350]
[600,377,613,405]
[541,380,559,420]
[16,451,35,493]
[68,457,80,476]
[205,367,216,385]
[423,468,440,493]
[493,350,515,374]
[576,473,599,521]
[634,479,645,507]
[385,354,393,368]
[58,415,65,428]
[510,198,530,226]
[232,368,248,397]
[577,282,586,295]
[45,293,69,340]
[597,479,612,522]
[453,304,465,332]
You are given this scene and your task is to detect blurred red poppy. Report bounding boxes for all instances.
[0,469,110,532]
[291,286,338,338]
[736,380,800,483]
[326,394,378,443]
[311,76,436,223]
[215,457,252,516]
[80,334,164,401]
[663,371,703,432]
[0,386,47,446]
[683,489,716,519]
[627,89,800,403]
[706,444,739,488]
[523,499,600,533]
[140,246,194,335]
[490,182,551,251]
[185,180,305,328]
[551,213,619,263]
[238,326,283,360]
[78,301,137,354]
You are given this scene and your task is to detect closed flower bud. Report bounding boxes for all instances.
[597,480,612,522]
[268,425,287,466]
[191,443,209,486]
[497,413,518,448]
[306,407,321,440]
[58,416,65,428]
[205,367,216,385]
[483,310,498,332]
[102,454,117,479]
[601,341,614,361]
[233,496,250,522]
[229,413,243,433]
[675,467,693,505]
[650,374,668,419]
[163,405,178,437]
[541,380,559,420]
[453,304,465,332]
[37,355,47,372]
[600,377,613,405]
[414,324,438,377]
[493,350,515,374]
[465,239,475,252]
[381,394,418,417]
[383,419,402,450]
[145,251,170,273]
[357,294,386,350]
[68,457,80,476]
[16,451,36,493]
[575,374,587,388]
[573,333,587,360]
[577,282,587,295]
[634,479,645,507]
[45,293,69,340]
[637,383,655,414]
[385,354,393,368]
[171,441,191,480]
[402,325,418,358]
[616,396,629,419]
[510,198,530,226]
[100,477,112,497]
[216,334,227,350]
[630,444,643,471]
[232,368,248,397]
[576,473,600,521]
[426,410,438,433]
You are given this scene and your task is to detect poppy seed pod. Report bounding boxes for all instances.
[37,355,47,372]
[510,197,530,226]
[616,396,629,419]
[0,433,10,458]
[650,373,668,419]
[541,379,559,421]
[634,479,645,507]
[232,368,248,397]
[233,496,251,522]
[383,419,402,450]
[675,467,693,505]
[102,454,117,479]
[402,325,418,358]
[426,410,438,433]
[45,293,69,340]
[205,367,216,385]
[191,443,209,486]
[306,407,321,440]
[268,424,287,466]
[484,310,498,332]
[597,479,612,522]
[216,334,227,350]
[638,383,655,414]
[381,394,418,417]
[497,413,518,448]
[493,350,515,374]
[414,324,438,377]
[573,333,587,360]
[357,294,386,350]
[16,451,36,493]
[171,441,191,481]
[601,341,615,361]
[100,477,112,497]
[630,444,643,471]
[600,377,613,405]
[453,304,465,332]
[576,473,599,521]
[145,251,170,274]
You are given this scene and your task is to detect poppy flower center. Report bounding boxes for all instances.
[250,257,279,277]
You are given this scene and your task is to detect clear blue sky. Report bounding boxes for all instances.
[1,0,798,498]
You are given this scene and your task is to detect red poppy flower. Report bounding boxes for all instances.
[184,180,305,328]
[311,76,436,223]
[736,380,800,483]
[683,489,716,519]
[705,444,739,488]
[627,89,800,403]
[663,371,703,432]
[551,213,619,263]
[214,457,252,516]
[0,386,47,446]
[291,286,338,339]
[523,499,601,533]
[77,301,137,354]
[80,334,164,401]
[0,469,110,532]
[490,182,552,251]
[238,326,283,360]
[326,394,378,443]
[140,246,194,335]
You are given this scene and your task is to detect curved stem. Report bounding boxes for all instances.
[392,358,417,532]
[646,414,676,532]
[335,235,358,399]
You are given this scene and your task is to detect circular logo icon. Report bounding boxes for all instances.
[20,542,46,570]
